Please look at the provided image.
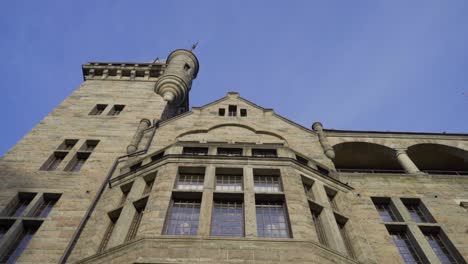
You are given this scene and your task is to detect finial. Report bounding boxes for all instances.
[190,42,199,52]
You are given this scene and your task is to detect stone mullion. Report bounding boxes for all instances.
[243,166,257,238]
[407,224,442,264]
[23,192,44,217]
[107,177,145,247]
[0,218,23,259]
[312,181,347,254]
[198,165,215,237]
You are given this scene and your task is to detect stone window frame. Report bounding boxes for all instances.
[0,192,61,262]
[89,104,108,115]
[64,139,100,172]
[174,167,206,191]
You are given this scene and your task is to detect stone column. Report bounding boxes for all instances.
[198,165,215,237]
[244,166,257,238]
[395,149,421,174]
[126,119,151,154]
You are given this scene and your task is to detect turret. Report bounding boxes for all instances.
[154,49,199,106]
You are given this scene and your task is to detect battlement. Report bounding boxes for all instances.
[82,62,167,81]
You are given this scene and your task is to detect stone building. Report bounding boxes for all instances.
[0,48,467,264]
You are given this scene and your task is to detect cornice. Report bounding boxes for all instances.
[82,62,167,81]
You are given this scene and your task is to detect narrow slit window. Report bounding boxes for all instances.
[32,194,60,218]
[240,109,247,117]
[66,152,90,172]
[8,193,36,217]
[228,105,237,116]
[218,108,225,116]
[296,155,309,165]
[42,151,67,171]
[108,105,125,116]
[58,139,78,151]
[337,220,356,259]
[81,140,99,152]
[143,178,155,195]
[126,202,146,241]
[98,213,120,253]
[311,209,328,246]
[89,104,107,115]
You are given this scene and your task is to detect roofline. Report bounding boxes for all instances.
[324,129,468,137]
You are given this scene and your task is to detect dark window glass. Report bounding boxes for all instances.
[389,230,423,264]
[89,104,107,115]
[108,105,125,116]
[1,225,39,263]
[317,166,329,176]
[164,200,201,235]
[228,105,237,116]
[252,149,277,158]
[254,176,282,193]
[0,223,12,241]
[216,175,243,191]
[338,221,356,259]
[373,200,399,222]
[176,174,204,191]
[211,201,244,236]
[9,195,35,217]
[126,205,146,241]
[311,210,327,246]
[296,155,308,165]
[129,162,142,172]
[217,148,242,156]
[423,231,457,264]
[59,139,78,150]
[256,202,290,238]
[240,109,247,117]
[32,198,58,218]
[151,152,164,162]
[218,108,225,116]
[182,147,208,155]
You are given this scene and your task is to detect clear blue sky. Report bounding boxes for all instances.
[1,1,467,156]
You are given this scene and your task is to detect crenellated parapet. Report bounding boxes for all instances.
[82,62,167,81]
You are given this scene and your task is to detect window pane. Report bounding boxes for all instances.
[254,176,282,192]
[405,204,428,223]
[211,201,244,236]
[10,196,34,217]
[217,148,242,156]
[1,226,38,263]
[252,149,277,158]
[176,174,204,191]
[216,175,243,191]
[165,200,201,235]
[311,210,327,246]
[33,199,58,218]
[374,202,398,222]
[256,202,290,238]
[389,231,423,264]
[424,232,457,264]
[182,147,208,155]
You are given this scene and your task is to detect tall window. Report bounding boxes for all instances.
[32,194,60,218]
[182,147,208,156]
[58,139,78,151]
[67,153,90,172]
[423,230,458,264]
[81,140,99,152]
[108,105,125,116]
[310,208,327,246]
[143,178,155,195]
[388,230,424,264]
[164,200,201,235]
[372,197,400,222]
[256,201,290,238]
[98,213,119,253]
[126,201,147,241]
[7,193,36,217]
[401,198,432,223]
[295,154,308,165]
[253,169,282,193]
[337,219,356,259]
[252,149,277,158]
[228,105,237,116]
[211,201,244,236]
[0,224,40,263]
[302,177,315,200]
[325,188,339,211]
[217,148,242,156]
